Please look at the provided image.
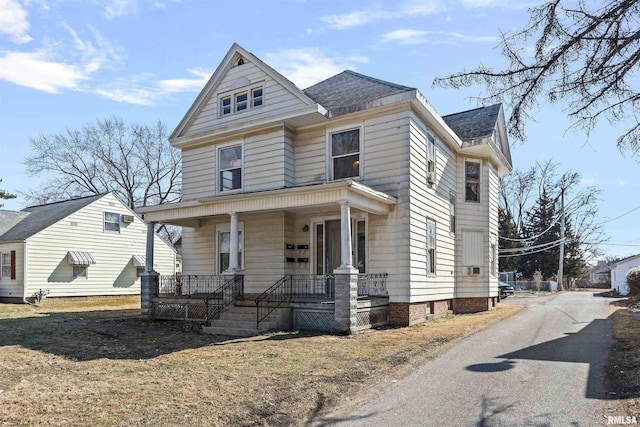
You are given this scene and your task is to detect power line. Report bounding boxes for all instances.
[499,214,561,242]
[600,204,640,225]
[499,240,566,258]
[499,237,567,253]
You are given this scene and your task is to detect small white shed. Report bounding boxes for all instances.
[611,254,640,296]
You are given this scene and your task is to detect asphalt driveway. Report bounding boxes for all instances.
[313,292,622,426]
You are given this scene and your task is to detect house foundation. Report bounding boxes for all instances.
[452,297,496,314]
[389,299,452,326]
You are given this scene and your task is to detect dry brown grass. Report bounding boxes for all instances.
[607,300,640,415]
[0,298,522,426]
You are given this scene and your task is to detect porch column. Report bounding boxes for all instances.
[339,202,353,269]
[141,221,159,318]
[335,202,358,334]
[229,212,239,273]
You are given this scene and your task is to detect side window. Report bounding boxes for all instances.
[426,219,436,275]
[330,128,360,180]
[218,144,243,192]
[73,265,88,279]
[465,161,481,202]
[427,133,436,174]
[1,252,10,277]
[104,212,120,232]
[449,191,456,234]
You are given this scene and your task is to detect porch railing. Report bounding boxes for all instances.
[256,274,335,329]
[357,273,388,297]
[204,275,244,321]
[159,275,227,297]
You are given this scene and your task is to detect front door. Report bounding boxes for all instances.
[314,218,366,275]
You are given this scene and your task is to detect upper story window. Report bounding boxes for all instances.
[218,144,243,192]
[465,161,481,202]
[449,191,456,234]
[104,212,120,232]
[426,133,436,185]
[330,128,361,180]
[219,84,264,117]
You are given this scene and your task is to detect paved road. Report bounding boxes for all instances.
[313,292,620,426]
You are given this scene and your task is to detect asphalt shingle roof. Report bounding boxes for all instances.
[0,211,29,236]
[303,70,415,117]
[0,194,105,242]
[442,104,502,142]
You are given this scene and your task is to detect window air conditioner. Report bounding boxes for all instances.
[121,214,135,223]
[467,266,481,275]
[427,171,436,185]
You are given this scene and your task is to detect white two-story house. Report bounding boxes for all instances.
[138,43,512,334]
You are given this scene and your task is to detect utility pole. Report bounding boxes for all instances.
[558,187,565,291]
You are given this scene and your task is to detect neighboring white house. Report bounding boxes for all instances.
[0,193,176,302]
[611,254,640,296]
[138,43,512,330]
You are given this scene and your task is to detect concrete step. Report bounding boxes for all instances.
[202,326,260,337]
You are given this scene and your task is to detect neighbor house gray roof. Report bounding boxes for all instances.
[303,70,415,117]
[442,104,502,142]
[0,211,30,236]
[0,194,106,243]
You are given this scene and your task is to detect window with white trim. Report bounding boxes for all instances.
[330,128,360,180]
[465,161,481,202]
[104,212,120,232]
[426,219,436,275]
[490,234,498,276]
[73,265,88,279]
[427,133,436,176]
[218,84,264,117]
[449,191,456,234]
[218,144,243,192]
[1,252,10,278]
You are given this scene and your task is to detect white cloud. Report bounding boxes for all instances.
[158,68,210,92]
[580,177,598,186]
[104,0,139,19]
[461,0,539,8]
[321,1,441,29]
[618,179,627,187]
[0,50,86,93]
[264,48,367,88]
[381,29,429,45]
[0,0,33,44]
[381,29,496,45]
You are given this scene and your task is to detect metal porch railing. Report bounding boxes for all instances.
[159,275,227,297]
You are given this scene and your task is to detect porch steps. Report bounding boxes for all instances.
[202,304,288,337]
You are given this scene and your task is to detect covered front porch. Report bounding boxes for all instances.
[138,180,397,334]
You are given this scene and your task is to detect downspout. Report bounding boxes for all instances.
[22,240,34,305]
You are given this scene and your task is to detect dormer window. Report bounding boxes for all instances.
[218,84,264,117]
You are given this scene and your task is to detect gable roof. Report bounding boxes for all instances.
[0,210,30,236]
[0,194,106,243]
[170,43,321,141]
[612,254,640,268]
[303,70,415,117]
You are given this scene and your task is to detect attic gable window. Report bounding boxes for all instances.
[218,84,264,117]
[104,212,120,232]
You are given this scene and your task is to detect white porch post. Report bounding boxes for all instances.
[339,202,353,269]
[229,212,239,273]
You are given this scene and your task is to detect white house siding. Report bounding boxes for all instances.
[23,194,175,298]
[184,61,309,137]
[611,255,640,296]
[455,156,492,298]
[0,243,24,299]
[181,144,216,201]
[407,114,457,303]
[244,127,293,192]
[294,128,326,184]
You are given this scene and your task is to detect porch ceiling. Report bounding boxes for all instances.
[138,180,397,226]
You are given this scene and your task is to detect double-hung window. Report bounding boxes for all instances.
[219,144,243,192]
[217,223,244,273]
[104,212,120,232]
[427,133,436,174]
[330,128,360,180]
[426,219,436,275]
[235,92,248,112]
[251,88,263,107]
[1,252,11,278]
[221,96,232,115]
[465,161,481,202]
[449,191,456,234]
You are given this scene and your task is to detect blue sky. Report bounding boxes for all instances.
[0,0,639,259]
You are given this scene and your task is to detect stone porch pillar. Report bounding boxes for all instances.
[141,221,159,318]
[334,202,358,334]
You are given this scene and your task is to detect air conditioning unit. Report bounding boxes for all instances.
[427,171,436,185]
[121,214,135,223]
[467,266,481,275]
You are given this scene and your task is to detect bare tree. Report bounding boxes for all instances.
[434,0,640,155]
[24,117,182,243]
